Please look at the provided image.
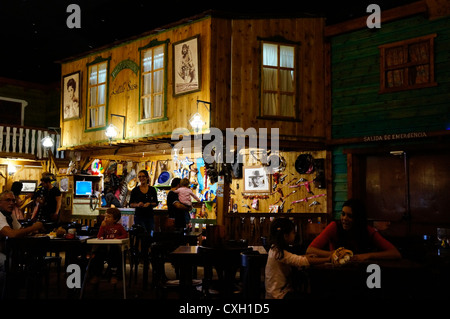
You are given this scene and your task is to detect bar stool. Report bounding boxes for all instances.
[128,224,148,286]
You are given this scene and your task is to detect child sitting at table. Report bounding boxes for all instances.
[173,178,201,209]
[90,207,128,285]
[265,218,330,299]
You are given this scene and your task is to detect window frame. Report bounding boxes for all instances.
[379,34,437,93]
[259,39,299,121]
[138,39,169,124]
[85,56,110,132]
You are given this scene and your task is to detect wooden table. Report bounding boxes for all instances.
[48,235,91,263]
[169,245,267,298]
[304,258,426,299]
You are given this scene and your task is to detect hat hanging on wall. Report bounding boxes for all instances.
[295,154,315,174]
[157,171,172,186]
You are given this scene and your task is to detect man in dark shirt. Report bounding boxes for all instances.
[39,176,62,222]
[167,178,191,231]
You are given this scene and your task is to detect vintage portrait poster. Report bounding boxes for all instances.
[243,166,272,193]
[63,71,81,121]
[173,35,201,96]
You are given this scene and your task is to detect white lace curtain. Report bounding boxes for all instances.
[88,62,107,128]
[142,46,164,119]
[262,43,294,117]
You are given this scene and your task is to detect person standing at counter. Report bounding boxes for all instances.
[167,177,191,231]
[306,199,401,261]
[129,170,158,234]
[40,176,62,222]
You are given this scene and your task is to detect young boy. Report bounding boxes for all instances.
[90,208,128,285]
[173,178,201,209]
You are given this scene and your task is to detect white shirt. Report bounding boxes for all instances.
[0,212,21,236]
[264,247,310,299]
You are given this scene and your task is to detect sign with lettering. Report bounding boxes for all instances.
[363,132,427,142]
[111,80,138,96]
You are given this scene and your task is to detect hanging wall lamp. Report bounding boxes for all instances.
[189,99,211,134]
[41,127,61,148]
[105,114,126,144]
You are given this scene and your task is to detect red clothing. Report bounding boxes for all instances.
[97,223,128,239]
[309,221,395,252]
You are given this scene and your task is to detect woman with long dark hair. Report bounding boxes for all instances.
[306,199,401,261]
[129,170,158,234]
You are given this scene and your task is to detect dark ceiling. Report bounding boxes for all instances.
[0,0,418,84]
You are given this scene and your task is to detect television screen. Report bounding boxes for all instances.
[75,181,92,196]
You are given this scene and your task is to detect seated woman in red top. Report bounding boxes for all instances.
[306,199,401,261]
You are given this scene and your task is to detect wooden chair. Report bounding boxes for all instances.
[198,243,252,298]
[150,231,185,296]
[240,250,267,299]
[127,224,149,287]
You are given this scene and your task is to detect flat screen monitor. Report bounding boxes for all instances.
[75,180,92,196]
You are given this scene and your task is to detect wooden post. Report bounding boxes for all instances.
[215,181,229,226]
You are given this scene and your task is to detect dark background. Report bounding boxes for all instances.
[0,0,417,84]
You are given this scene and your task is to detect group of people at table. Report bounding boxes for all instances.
[0,170,194,288]
[1,170,402,299]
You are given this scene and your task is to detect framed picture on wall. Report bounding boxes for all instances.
[173,35,201,96]
[19,180,38,193]
[243,166,272,193]
[62,71,81,121]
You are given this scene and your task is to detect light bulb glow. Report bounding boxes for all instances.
[41,136,54,148]
[189,112,204,133]
[105,124,118,139]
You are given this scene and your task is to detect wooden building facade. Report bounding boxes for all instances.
[59,12,330,244]
[60,13,327,147]
[325,0,450,240]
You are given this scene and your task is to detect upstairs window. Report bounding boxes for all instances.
[0,98,24,125]
[140,42,167,122]
[379,34,437,93]
[261,42,297,119]
[87,60,108,129]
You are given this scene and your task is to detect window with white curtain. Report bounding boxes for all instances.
[87,61,107,129]
[141,44,165,120]
[261,42,296,118]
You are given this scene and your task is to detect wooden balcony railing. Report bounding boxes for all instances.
[0,124,64,159]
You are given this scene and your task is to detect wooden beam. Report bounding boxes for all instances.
[0,158,42,167]
[78,142,174,158]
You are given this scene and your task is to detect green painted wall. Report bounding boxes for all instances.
[330,14,450,216]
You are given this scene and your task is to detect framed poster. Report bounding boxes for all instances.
[243,166,272,193]
[173,35,201,96]
[19,180,38,193]
[62,71,81,121]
